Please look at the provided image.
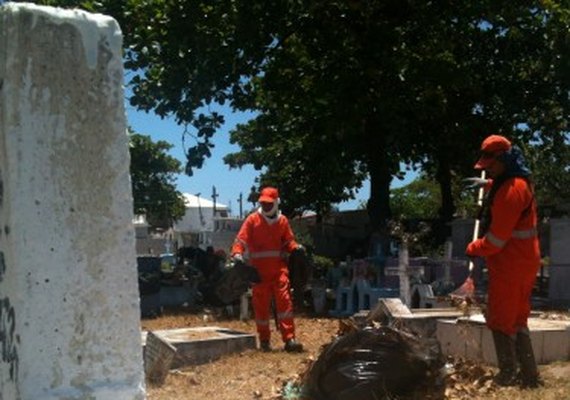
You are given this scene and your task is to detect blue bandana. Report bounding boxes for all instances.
[498,145,532,178]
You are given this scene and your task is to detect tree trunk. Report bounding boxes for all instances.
[367,155,392,232]
[364,118,393,262]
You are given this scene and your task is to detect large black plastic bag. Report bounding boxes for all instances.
[288,247,312,309]
[201,261,260,306]
[302,326,444,400]
[137,256,162,295]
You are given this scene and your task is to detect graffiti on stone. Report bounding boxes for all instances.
[0,170,3,239]
[0,252,4,283]
[0,297,19,382]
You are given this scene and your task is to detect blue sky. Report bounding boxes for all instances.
[0,0,413,216]
[125,102,415,216]
[126,103,369,214]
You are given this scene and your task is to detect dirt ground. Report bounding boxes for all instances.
[141,308,570,400]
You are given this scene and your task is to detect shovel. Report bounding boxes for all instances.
[451,170,486,300]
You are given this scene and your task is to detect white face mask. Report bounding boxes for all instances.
[261,201,278,217]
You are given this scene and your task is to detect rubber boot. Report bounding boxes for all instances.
[491,330,518,386]
[515,328,541,388]
[284,338,303,353]
[260,340,271,352]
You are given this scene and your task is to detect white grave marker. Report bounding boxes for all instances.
[0,4,145,399]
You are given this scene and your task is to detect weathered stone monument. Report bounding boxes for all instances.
[548,217,570,308]
[1,3,145,399]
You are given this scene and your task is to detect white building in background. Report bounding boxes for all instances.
[175,193,229,232]
[132,214,150,239]
[174,193,238,250]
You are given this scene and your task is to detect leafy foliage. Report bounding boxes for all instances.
[129,132,185,227]
[526,135,570,215]
[31,0,570,236]
[391,177,441,220]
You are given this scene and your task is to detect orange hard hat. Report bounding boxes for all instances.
[258,187,279,203]
[474,134,512,169]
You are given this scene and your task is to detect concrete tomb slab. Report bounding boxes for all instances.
[367,298,480,337]
[142,327,256,368]
[437,315,570,366]
[144,332,177,385]
[369,299,569,366]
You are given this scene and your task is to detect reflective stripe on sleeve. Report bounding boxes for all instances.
[486,227,537,248]
[234,238,248,249]
[512,228,538,239]
[277,311,294,320]
[486,232,506,248]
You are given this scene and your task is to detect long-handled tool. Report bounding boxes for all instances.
[451,170,486,300]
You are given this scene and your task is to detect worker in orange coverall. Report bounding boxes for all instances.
[231,187,304,352]
[465,134,541,388]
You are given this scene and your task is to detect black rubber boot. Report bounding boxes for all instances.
[260,340,271,352]
[492,330,518,386]
[284,338,303,353]
[515,328,542,388]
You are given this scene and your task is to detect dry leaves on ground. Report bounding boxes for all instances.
[142,308,570,400]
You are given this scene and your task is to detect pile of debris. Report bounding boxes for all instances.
[277,309,442,400]
[280,298,509,400]
[301,323,444,399]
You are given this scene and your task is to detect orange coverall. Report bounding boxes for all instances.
[231,211,299,342]
[466,177,540,336]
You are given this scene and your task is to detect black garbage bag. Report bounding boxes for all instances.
[201,261,260,307]
[288,247,312,309]
[137,256,161,295]
[302,326,444,400]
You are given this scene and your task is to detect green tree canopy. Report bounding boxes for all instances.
[390,177,441,220]
[129,132,185,227]
[526,135,570,215]
[35,0,570,238]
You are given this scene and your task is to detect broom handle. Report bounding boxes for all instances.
[468,170,486,273]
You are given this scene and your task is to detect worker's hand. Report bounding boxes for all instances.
[465,241,477,257]
[231,253,244,263]
[291,245,305,257]
[463,177,489,190]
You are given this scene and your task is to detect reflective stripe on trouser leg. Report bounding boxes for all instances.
[274,272,295,342]
[252,282,272,341]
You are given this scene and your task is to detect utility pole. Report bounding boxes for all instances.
[238,192,243,219]
[212,185,218,216]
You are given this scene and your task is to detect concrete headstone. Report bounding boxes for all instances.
[548,218,570,307]
[0,4,145,399]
